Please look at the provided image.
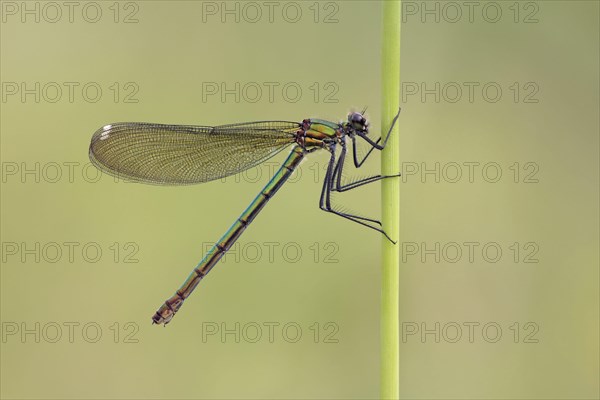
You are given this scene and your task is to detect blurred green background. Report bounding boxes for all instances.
[1,1,598,399]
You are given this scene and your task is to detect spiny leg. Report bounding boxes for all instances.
[319,147,395,242]
[351,136,379,168]
[333,140,400,193]
[328,146,383,226]
[326,106,402,192]
[352,107,402,167]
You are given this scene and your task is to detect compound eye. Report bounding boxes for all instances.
[350,113,362,122]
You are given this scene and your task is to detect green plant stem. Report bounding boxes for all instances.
[381,1,401,399]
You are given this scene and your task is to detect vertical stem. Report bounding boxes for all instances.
[381,1,401,399]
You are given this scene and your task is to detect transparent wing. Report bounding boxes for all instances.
[89,121,299,185]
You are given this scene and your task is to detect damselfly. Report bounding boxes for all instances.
[88,108,401,325]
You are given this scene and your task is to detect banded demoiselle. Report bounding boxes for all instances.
[88,108,401,325]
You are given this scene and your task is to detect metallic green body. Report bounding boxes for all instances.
[152,118,349,325]
[153,146,306,324]
[307,119,339,137]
